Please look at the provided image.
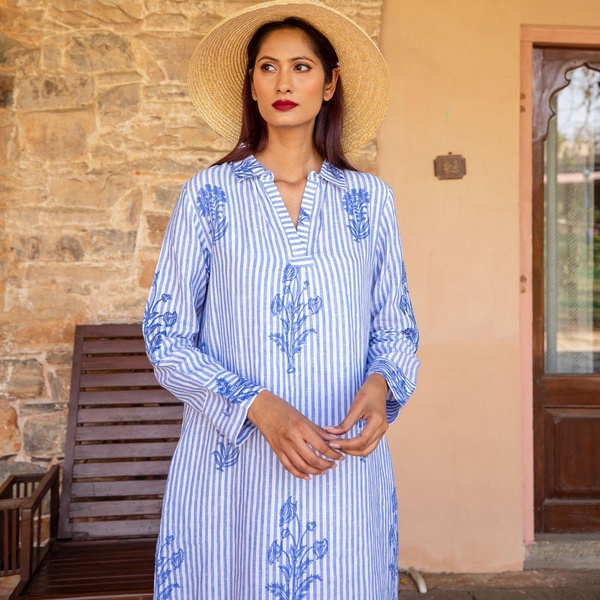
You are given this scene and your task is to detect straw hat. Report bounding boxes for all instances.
[187,0,391,154]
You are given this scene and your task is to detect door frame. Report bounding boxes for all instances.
[520,24,600,543]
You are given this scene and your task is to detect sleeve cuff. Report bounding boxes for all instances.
[201,373,264,446]
[366,358,415,424]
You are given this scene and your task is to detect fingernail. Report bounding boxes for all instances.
[304,475,311,481]
[328,443,341,449]
[337,454,345,461]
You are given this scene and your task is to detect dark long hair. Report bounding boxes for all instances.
[213,18,354,170]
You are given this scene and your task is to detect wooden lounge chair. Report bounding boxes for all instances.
[7,323,182,599]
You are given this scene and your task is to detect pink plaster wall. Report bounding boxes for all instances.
[378,0,600,572]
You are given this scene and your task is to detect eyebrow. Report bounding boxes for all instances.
[257,55,317,64]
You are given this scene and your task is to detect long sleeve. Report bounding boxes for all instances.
[143,181,264,446]
[366,187,420,424]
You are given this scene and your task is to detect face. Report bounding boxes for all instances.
[250,27,339,137]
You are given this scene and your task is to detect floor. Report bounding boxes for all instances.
[2,569,600,599]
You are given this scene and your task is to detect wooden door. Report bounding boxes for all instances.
[533,46,600,533]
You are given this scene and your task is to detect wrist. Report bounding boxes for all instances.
[247,389,277,425]
[367,372,389,393]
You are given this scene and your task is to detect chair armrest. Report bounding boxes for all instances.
[18,465,60,582]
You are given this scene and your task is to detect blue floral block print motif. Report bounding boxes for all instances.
[155,536,185,600]
[270,264,323,374]
[266,497,329,600]
[216,375,257,417]
[341,188,370,242]
[143,272,177,358]
[196,184,228,243]
[212,434,239,471]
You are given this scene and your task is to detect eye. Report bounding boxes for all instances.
[260,63,276,72]
[294,63,311,72]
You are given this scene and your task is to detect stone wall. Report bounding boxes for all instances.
[0,0,383,478]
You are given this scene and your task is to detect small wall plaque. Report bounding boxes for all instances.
[434,153,466,180]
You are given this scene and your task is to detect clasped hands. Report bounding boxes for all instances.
[247,373,389,480]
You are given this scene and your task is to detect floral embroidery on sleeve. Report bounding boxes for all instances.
[196,184,228,243]
[155,535,185,600]
[143,272,178,360]
[341,188,370,242]
[216,376,257,417]
[266,497,329,600]
[269,264,323,374]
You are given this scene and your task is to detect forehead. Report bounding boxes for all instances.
[257,27,316,56]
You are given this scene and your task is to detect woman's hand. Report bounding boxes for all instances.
[247,390,344,480]
[325,374,389,457]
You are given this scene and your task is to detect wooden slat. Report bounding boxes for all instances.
[78,388,179,406]
[70,520,161,538]
[81,339,147,354]
[74,442,178,460]
[72,460,172,478]
[81,355,153,371]
[79,372,160,389]
[75,424,181,442]
[77,406,183,424]
[71,480,167,498]
[69,499,163,518]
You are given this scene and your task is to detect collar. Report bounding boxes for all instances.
[231,155,347,189]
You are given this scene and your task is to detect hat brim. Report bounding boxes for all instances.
[187,0,391,154]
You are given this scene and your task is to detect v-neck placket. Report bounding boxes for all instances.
[258,169,320,268]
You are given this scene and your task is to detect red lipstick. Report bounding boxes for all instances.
[273,100,298,111]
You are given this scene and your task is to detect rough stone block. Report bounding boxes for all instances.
[0,401,20,458]
[0,460,46,483]
[140,258,158,289]
[65,33,134,72]
[0,358,44,399]
[49,172,134,210]
[0,32,23,66]
[89,229,137,257]
[18,75,94,110]
[22,411,66,457]
[41,44,62,70]
[48,366,70,404]
[135,34,200,82]
[151,185,180,210]
[48,0,144,27]
[145,213,170,246]
[18,109,95,161]
[98,83,141,124]
[0,116,18,166]
[0,74,14,108]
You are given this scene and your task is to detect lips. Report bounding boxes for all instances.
[272,100,298,111]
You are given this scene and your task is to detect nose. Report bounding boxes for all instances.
[276,68,292,94]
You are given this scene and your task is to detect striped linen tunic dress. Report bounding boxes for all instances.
[143,155,419,600]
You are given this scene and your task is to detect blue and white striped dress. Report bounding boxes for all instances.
[143,156,419,600]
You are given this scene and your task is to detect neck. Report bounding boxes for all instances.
[254,128,323,183]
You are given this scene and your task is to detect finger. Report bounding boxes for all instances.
[297,441,340,472]
[288,448,333,476]
[334,418,387,454]
[324,406,363,435]
[334,433,382,457]
[277,452,312,481]
[307,429,345,461]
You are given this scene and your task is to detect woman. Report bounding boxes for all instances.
[144,1,419,598]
